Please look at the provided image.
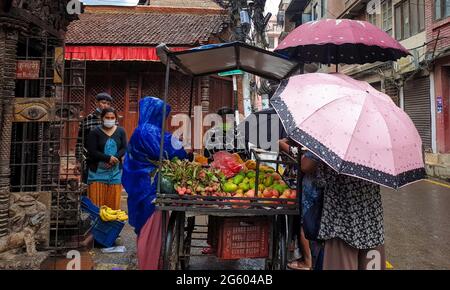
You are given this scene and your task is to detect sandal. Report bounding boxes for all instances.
[287,260,312,271]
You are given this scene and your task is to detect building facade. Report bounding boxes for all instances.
[425,0,450,177]
[65,3,233,141]
[0,0,78,268]
[275,0,450,179]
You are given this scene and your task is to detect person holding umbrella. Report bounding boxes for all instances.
[318,167,386,270]
[271,73,425,270]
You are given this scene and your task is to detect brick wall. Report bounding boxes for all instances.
[426,0,450,53]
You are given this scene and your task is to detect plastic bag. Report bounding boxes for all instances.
[210,151,243,178]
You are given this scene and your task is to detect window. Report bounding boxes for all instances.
[395,5,402,39]
[382,0,393,35]
[419,0,425,31]
[395,0,425,40]
[367,11,377,26]
[403,1,410,39]
[435,0,450,20]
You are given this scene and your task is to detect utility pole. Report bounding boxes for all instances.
[225,0,268,114]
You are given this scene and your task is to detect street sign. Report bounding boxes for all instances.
[218,69,244,77]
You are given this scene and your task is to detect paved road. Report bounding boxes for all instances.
[382,180,450,270]
[92,180,450,270]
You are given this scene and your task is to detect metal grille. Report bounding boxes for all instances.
[404,76,432,152]
[11,36,86,250]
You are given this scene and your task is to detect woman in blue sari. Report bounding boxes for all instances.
[122,97,189,270]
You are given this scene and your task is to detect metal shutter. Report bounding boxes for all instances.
[403,76,432,151]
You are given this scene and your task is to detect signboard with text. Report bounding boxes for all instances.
[16,60,40,80]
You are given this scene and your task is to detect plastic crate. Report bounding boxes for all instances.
[80,196,125,248]
[216,217,270,260]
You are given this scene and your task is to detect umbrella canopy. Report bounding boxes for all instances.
[275,19,410,65]
[270,73,425,189]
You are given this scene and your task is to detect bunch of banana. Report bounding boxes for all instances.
[100,206,128,222]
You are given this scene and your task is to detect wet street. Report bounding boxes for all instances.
[92,179,450,270]
[382,179,450,270]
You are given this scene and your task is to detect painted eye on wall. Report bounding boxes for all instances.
[17,105,48,121]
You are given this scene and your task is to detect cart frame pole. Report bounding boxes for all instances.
[157,57,172,195]
[159,56,172,270]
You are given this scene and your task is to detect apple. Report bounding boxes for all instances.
[282,189,291,198]
[263,189,272,198]
[271,189,280,198]
[289,189,297,199]
[272,173,282,181]
[245,189,255,198]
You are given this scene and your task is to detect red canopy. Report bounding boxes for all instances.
[65,46,189,61]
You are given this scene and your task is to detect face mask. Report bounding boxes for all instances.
[103,120,116,128]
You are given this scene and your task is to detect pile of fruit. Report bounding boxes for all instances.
[100,206,128,222]
[160,156,297,208]
[222,163,297,205]
[161,159,226,197]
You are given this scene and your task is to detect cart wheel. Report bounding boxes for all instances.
[269,215,288,270]
[181,216,195,270]
[163,211,182,270]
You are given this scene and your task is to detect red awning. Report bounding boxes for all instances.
[65,46,189,61]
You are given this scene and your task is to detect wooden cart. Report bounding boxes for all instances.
[155,42,301,270]
[156,149,302,270]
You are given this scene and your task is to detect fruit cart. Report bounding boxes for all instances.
[155,42,301,270]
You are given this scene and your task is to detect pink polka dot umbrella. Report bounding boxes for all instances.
[275,19,410,65]
[271,73,425,189]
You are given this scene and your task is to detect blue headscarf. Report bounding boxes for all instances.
[122,97,187,235]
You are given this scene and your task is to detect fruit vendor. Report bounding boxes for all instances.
[122,97,192,270]
[86,107,127,210]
